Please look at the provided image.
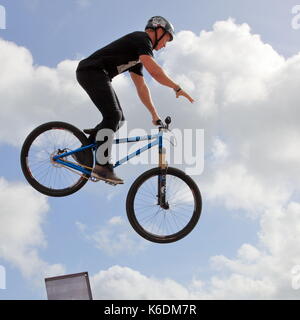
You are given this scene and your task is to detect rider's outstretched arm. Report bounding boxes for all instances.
[139,55,195,103]
[140,55,178,89]
[130,72,160,124]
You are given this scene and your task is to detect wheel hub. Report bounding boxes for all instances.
[50,149,67,168]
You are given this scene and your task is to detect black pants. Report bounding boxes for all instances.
[76,67,125,165]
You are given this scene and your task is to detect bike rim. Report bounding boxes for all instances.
[26,127,86,191]
[133,173,196,238]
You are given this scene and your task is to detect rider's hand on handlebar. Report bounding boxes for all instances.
[175,88,195,103]
[152,115,161,126]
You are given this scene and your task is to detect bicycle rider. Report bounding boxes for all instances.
[76,16,194,184]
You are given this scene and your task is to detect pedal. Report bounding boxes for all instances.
[90,174,120,186]
[90,176,100,182]
[105,181,117,186]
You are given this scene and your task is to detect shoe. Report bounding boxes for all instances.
[92,164,124,184]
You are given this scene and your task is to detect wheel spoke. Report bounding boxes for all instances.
[24,126,89,194]
[131,169,199,240]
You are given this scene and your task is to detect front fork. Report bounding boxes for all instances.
[157,141,169,209]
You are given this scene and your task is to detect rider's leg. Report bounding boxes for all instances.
[76,68,124,183]
[90,91,125,140]
[94,89,125,165]
[95,112,121,165]
[113,90,126,130]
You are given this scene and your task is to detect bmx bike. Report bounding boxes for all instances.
[20,116,202,243]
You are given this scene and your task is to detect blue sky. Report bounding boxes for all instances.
[1,0,300,299]
[2,0,300,65]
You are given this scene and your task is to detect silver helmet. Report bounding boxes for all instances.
[145,16,175,42]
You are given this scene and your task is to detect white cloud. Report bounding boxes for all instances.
[91,266,193,300]
[76,216,147,256]
[76,0,92,7]
[0,37,132,147]
[205,202,300,299]
[156,18,300,211]
[89,263,284,300]
[237,244,261,262]
[88,19,300,299]
[211,137,229,160]
[204,162,291,215]
[89,200,300,300]
[0,177,65,282]
[91,218,300,301]
[2,17,300,299]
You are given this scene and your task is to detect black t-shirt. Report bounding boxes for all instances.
[78,31,153,79]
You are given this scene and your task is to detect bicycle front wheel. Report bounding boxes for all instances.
[20,121,94,197]
[126,167,202,243]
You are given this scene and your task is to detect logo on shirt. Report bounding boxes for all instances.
[117,60,139,74]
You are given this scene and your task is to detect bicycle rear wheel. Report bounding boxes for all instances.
[20,121,94,197]
[126,167,202,243]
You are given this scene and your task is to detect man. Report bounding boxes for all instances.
[76,16,194,184]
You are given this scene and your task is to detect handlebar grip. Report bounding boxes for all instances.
[156,119,163,126]
[165,116,171,125]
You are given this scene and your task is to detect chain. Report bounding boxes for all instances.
[54,158,94,181]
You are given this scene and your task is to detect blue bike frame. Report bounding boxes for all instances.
[52,130,164,175]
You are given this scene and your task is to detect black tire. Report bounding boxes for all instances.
[126,167,202,243]
[20,121,94,197]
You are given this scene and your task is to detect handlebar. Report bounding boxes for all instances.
[155,116,172,129]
